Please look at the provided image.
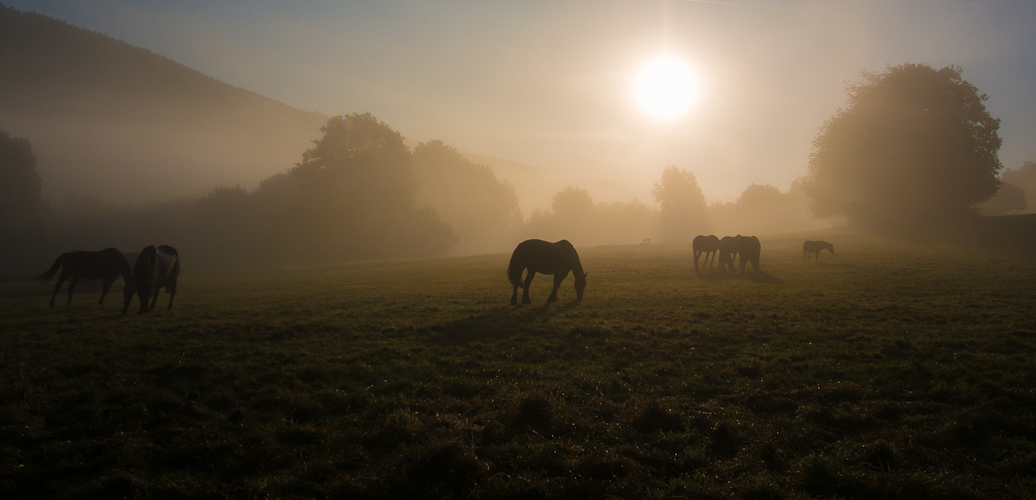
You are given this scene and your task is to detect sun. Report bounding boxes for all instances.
[635,57,697,119]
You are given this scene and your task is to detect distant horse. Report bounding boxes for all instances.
[803,240,834,262]
[127,245,180,314]
[37,248,133,307]
[738,235,761,273]
[507,239,587,305]
[692,234,720,272]
[718,235,742,272]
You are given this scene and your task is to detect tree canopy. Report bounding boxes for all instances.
[0,129,46,230]
[803,64,1003,234]
[979,182,1026,216]
[1002,161,1036,211]
[284,113,455,259]
[412,140,522,255]
[652,165,708,243]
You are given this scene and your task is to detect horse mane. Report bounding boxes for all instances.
[133,246,157,286]
[559,240,586,280]
[157,245,179,257]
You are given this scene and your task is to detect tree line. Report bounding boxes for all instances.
[0,113,823,277]
[2,63,1027,276]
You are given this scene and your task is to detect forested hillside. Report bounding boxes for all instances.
[0,5,327,204]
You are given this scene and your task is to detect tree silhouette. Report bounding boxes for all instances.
[0,129,49,276]
[652,165,708,243]
[286,113,455,260]
[979,182,1026,216]
[804,64,1003,234]
[412,140,522,254]
[551,187,594,223]
[1002,161,1036,212]
[0,129,46,231]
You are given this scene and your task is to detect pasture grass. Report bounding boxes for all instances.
[1,230,1035,499]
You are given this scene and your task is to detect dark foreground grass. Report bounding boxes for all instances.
[1,230,1035,499]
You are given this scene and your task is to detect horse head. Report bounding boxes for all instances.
[121,279,137,315]
[575,272,588,300]
[132,246,158,313]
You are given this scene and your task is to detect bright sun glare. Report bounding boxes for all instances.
[635,57,696,119]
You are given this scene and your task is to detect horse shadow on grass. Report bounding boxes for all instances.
[697,270,784,285]
[426,299,582,345]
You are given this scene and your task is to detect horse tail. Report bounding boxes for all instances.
[506,248,523,286]
[37,253,69,282]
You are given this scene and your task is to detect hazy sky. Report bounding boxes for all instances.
[9,0,1036,203]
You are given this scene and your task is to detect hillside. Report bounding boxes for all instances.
[0,5,327,205]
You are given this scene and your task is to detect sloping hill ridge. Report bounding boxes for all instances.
[0,5,328,204]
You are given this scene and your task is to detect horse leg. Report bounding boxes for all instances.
[149,287,160,312]
[548,271,569,304]
[99,277,113,305]
[511,283,520,306]
[167,292,175,311]
[49,272,67,307]
[67,275,81,305]
[693,250,701,272]
[522,271,535,304]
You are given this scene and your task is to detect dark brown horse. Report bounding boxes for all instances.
[127,245,180,314]
[718,235,741,272]
[507,239,587,305]
[738,235,761,272]
[692,234,720,272]
[803,240,834,262]
[37,248,133,307]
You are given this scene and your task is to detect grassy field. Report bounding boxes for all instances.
[1,230,1035,499]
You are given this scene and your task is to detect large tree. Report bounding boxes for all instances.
[652,165,708,243]
[285,113,455,260]
[0,129,49,276]
[803,64,1003,234]
[0,129,46,230]
[1002,161,1036,212]
[412,140,522,255]
[979,182,1026,216]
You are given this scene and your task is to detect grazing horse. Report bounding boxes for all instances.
[126,245,180,314]
[738,235,761,273]
[718,235,742,272]
[803,240,834,262]
[507,239,587,305]
[692,234,721,272]
[37,248,133,307]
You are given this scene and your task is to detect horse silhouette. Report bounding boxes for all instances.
[126,245,180,314]
[718,235,742,272]
[738,235,761,273]
[37,248,133,308]
[803,240,834,262]
[692,234,720,272]
[507,239,587,305]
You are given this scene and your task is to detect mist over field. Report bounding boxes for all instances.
[0,6,846,276]
[3,3,1036,498]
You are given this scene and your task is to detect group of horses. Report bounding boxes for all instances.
[692,236,836,274]
[692,234,762,273]
[39,237,831,312]
[507,237,836,305]
[37,245,180,314]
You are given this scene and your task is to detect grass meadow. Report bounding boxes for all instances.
[1,230,1035,499]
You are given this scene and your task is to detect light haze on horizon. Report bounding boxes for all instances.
[8,0,1036,206]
